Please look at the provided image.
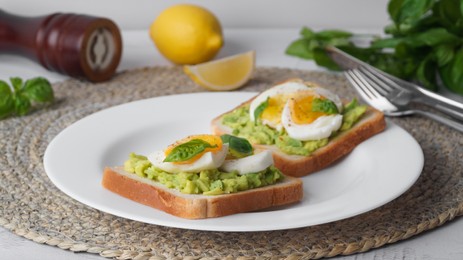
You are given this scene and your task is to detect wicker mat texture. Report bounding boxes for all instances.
[1,67,462,260]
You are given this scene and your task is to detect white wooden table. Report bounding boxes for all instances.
[1,28,463,260]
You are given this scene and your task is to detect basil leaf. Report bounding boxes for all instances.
[388,0,405,24]
[285,39,313,59]
[300,27,315,39]
[14,93,31,116]
[313,48,341,71]
[434,0,462,31]
[416,56,438,91]
[0,81,14,119]
[439,47,463,94]
[404,28,459,47]
[371,37,404,49]
[220,134,253,158]
[10,77,23,92]
[312,98,339,114]
[392,0,434,28]
[434,44,455,67]
[286,0,463,96]
[220,134,235,145]
[23,77,54,103]
[315,30,352,40]
[254,97,269,121]
[163,139,217,163]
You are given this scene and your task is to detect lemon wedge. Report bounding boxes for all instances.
[184,51,255,91]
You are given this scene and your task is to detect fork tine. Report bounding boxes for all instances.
[359,65,404,92]
[344,70,375,106]
[356,67,390,96]
[345,69,398,112]
[356,70,393,96]
[350,70,383,98]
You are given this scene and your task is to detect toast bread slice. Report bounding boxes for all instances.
[211,91,386,177]
[102,166,303,219]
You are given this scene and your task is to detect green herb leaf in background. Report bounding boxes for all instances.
[0,76,54,120]
[14,93,31,116]
[286,0,463,95]
[0,81,14,119]
[163,139,217,163]
[439,47,463,94]
[434,44,455,66]
[10,77,23,92]
[286,27,353,66]
[23,77,54,103]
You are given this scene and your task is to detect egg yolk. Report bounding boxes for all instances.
[261,93,294,126]
[164,134,223,164]
[261,90,328,126]
[289,94,327,124]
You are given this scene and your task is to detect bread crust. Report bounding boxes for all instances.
[102,166,303,219]
[210,86,386,177]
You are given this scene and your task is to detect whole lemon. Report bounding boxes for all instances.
[150,4,223,65]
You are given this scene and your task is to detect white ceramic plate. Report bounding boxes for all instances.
[44,92,424,232]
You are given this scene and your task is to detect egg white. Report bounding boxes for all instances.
[148,144,229,173]
[281,101,343,141]
[220,150,274,175]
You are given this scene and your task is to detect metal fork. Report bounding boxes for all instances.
[326,46,463,121]
[357,65,463,122]
[345,69,463,133]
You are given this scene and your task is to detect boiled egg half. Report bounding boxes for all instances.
[249,81,343,141]
[148,135,228,173]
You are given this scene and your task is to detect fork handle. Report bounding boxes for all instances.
[415,110,463,133]
[418,96,463,122]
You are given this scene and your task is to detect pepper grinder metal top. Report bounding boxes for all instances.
[0,10,123,82]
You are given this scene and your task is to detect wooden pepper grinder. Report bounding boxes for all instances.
[0,10,123,82]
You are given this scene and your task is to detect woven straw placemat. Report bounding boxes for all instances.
[1,67,462,259]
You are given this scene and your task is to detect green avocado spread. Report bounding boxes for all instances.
[124,153,283,195]
[222,99,366,156]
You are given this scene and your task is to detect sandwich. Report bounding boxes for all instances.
[211,79,386,177]
[102,134,303,219]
